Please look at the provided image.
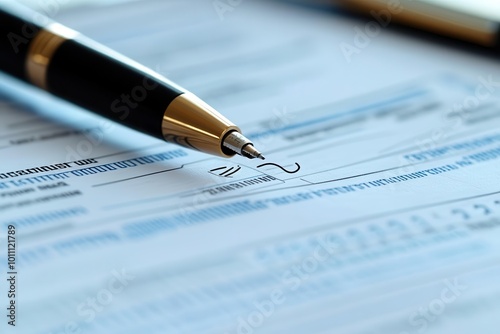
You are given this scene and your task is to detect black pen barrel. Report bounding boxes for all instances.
[0,6,43,80]
[0,5,183,140]
[47,38,183,139]
[0,3,262,159]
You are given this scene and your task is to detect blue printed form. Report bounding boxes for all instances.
[1,0,500,333]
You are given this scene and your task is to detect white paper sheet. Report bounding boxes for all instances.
[1,0,500,333]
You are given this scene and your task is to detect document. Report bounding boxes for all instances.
[1,0,500,333]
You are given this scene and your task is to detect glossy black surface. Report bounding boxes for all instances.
[48,38,183,139]
[0,6,43,80]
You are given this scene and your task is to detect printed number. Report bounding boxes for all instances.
[451,209,470,220]
[473,204,491,215]
[410,215,434,233]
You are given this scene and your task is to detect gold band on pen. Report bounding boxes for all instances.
[162,93,240,157]
[26,23,79,90]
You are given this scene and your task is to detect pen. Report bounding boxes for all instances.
[0,3,265,160]
[333,0,500,48]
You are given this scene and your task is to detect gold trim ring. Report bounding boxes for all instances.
[26,23,79,90]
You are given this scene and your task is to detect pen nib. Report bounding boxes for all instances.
[242,145,265,160]
[223,131,265,160]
